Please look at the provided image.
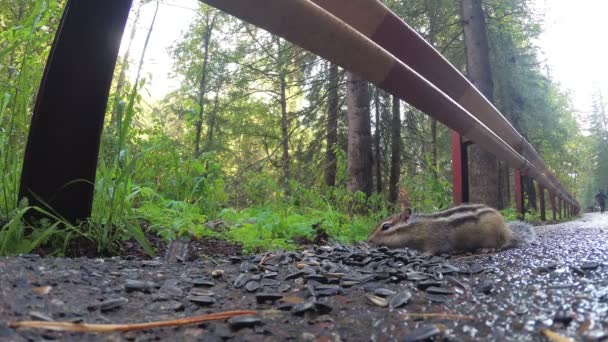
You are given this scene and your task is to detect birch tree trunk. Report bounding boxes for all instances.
[277,38,291,186]
[194,12,218,158]
[325,63,339,187]
[388,96,401,204]
[346,72,373,197]
[374,88,382,193]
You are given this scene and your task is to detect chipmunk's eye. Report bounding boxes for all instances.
[381,223,391,231]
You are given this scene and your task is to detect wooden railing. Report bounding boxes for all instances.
[18,0,578,223]
[199,0,579,219]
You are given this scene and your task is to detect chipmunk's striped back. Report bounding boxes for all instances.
[418,203,487,219]
[404,204,500,229]
[368,204,536,254]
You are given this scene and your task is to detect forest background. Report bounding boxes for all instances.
[0,0,607,256]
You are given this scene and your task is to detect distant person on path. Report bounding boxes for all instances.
[595,189,607,213]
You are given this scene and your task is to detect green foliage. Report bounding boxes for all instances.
[0,0,593,257]
[500,206,520,222]
[90,85,156,255]
[0,0,62,216]
[0,199,87,256]
[135,189,216,241]
[403,171,452,212]
[220,197,383,254]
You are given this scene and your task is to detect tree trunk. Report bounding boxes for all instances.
[325,63,339,187]
[461,0,501,208]
[277,38,291,186]
[204,79,223,152]
[111,1,142,125]
[498,161,510,205]
[425,1,439,177]
[405,109,417,177]
[374,88,382,193]
[524,176,537,211]
[194,13,217,158]
[346,71,373,197]
[388,96,401,204]
[431,119,438,175]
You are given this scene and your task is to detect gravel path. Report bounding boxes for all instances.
[1,213,607,341]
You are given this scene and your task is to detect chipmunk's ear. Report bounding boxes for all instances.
[400,208,412,220]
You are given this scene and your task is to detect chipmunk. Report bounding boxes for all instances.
[367,204,536,255]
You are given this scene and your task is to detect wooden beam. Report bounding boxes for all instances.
[19,0,133,223]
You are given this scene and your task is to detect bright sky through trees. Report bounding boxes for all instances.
[535,0,608,122]
[125,0,608,121]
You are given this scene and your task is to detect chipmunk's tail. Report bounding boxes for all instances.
[507,221,537,247]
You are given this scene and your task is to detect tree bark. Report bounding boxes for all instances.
[524,176,537,211]
[461,0,501,208]
[346,71,373,197]
[277,38,290,186]
[425,0,439,177]
[405,109,417,177]
[374,88,382,193]
[388,96,401,204]
[204,79,223,152]
[431,119,437,175]
[325,63,339,187]
[194,12,218,158]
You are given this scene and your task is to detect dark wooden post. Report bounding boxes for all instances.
[514,169,524,219]
[19,0,133,223]
[451,131,470,205]
[558,198,562,220]
[538,185,546,221]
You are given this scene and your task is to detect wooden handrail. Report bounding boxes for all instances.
[200,0,579,210]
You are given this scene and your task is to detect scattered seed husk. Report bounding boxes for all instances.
[366,294,388,308]
[187,296,216,306]
[402,325,441,342]
[373,288,396,297]
[389,291,412,309]
[228,315,261,329]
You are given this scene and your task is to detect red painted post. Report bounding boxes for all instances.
[539,185,546,221]
[451,131,469,205]
[550,192,557,221]
[514,169,524,219]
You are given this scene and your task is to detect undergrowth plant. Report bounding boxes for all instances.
[0,0,66,254]
[2,0,575,258]
[0,0,61,216]
[403,171,452,212]
[217,178,390,253]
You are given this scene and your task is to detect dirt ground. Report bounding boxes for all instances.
[1,213,607,341]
